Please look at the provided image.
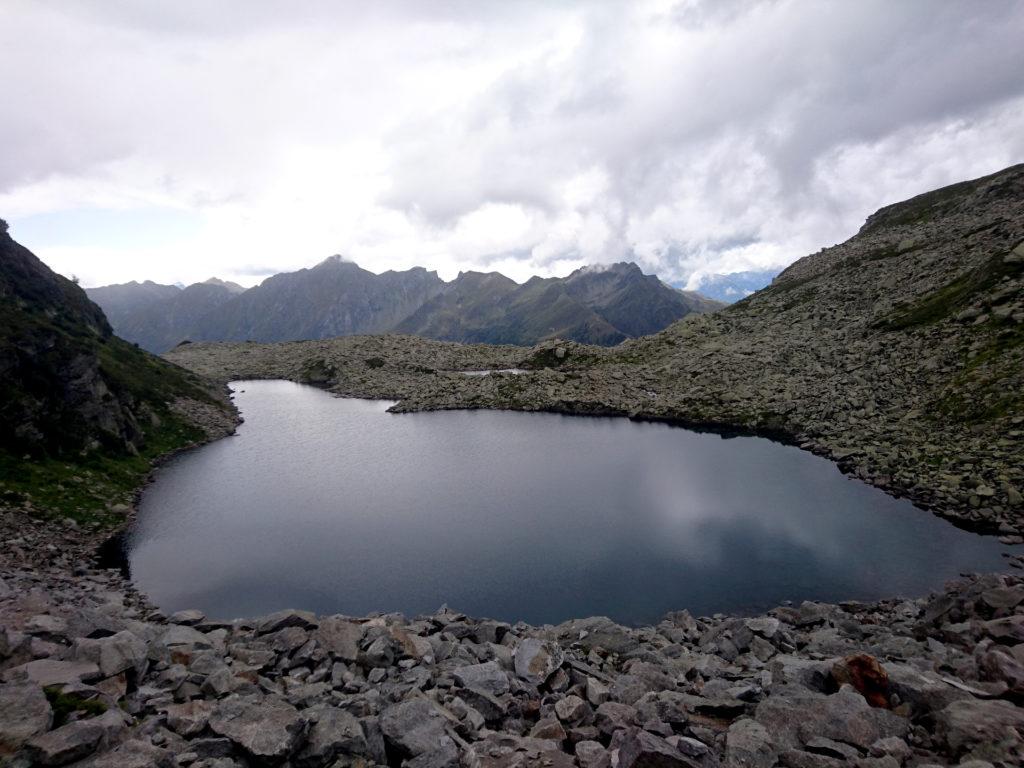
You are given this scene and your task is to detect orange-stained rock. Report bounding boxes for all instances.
[831,654,891,708]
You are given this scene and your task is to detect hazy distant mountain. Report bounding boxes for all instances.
[87,278,245,353]
[89,259,722,352]
[86,280,182,330]
[396,262,723,345]
[687,270,779,303]
[195,257,446,344]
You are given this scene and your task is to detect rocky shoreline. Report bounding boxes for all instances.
[3,505,1024,768]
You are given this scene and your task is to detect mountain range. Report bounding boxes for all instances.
[686,269,780,303]
[87,259,722,352]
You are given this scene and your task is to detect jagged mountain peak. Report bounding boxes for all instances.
[313,254,356,269]
[567,261,643,278]
[201,277,246,293]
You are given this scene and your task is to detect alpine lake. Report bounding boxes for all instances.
[127,380,1021,626]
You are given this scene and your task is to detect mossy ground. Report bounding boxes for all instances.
[877,252,1022,330]
[44,686,108,727]
[932,322,1024,425]
[0,412,205,528]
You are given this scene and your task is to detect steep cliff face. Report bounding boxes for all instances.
[0,221,228,461]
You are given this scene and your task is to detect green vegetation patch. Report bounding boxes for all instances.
[299,357,337,384]
[876,252,1023,330]
[0,410,205,527]
[98,336,212,405]
[44,686,108,727]
[931,325,1024,425]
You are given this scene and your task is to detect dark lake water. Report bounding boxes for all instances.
[129,380,1017,626]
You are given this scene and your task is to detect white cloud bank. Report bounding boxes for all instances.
[1,0,1022,288]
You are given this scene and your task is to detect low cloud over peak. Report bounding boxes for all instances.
[2,0,1023,289]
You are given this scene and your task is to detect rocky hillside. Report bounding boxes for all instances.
[0,221,236,524]
[168,164,1024,534]
[90,260,721,352]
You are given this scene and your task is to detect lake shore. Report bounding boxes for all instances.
[3,502,1024,767]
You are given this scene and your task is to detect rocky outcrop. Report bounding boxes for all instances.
[0,224,238,525]
[168,164,1024,533]
[2,508,1024,767]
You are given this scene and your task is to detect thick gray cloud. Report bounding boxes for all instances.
[1,0,1022,288]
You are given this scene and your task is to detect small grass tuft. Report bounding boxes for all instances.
[44,686,108,727]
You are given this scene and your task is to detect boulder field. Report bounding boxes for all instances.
[2,509,1024,767]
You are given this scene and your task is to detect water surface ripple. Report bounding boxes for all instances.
[129,380,1018,625]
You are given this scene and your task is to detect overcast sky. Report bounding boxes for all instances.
[2,0,1023,289]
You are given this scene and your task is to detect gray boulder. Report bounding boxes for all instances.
[458,686,508,721]
[296,706,368,766]
[934,698,1024,763]
[555,694,590,724]
[75,738,175,768]
[314,616,364,662]
[406,740,461,768]
[978,646,1024,695]
[983,615,1024,643]
[754,685,907,751]
[555,617,639,655]
[256,609,318,635]
[617,727,702,768]
[594,701,638,738]
[208,694,306,761]
[155,624,215,651]
[164,699,214,737]
[514,638,564,685]
[3,659,100,687]
[72,630,148,679]
[25,709,128,766]
[0,681,52,753]
[726,719,775,768]
[454,660,510,696]
[168,609,206,626]
[380,698,453,757]
[576,740,611,768]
